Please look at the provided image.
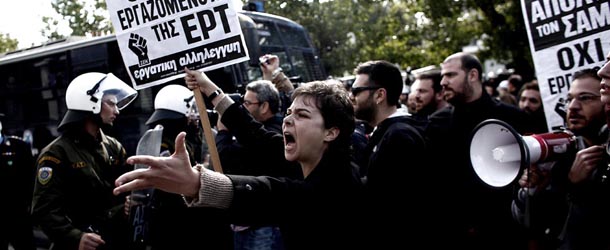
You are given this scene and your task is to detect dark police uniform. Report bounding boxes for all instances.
[0,135,35,250]
[147,131,232,250]
[32,129,130,250]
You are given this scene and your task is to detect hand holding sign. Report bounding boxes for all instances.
[184,67,224,174]
[129,33,150,67]
[184,67,217,95]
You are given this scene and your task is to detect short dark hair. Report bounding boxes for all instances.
[246,80,280,113]
[460,53,483,81]
[417,71,442,93]
[354,60,402,106]
[292,81,355,154]
[518,82,540,99]
[573,67,602,82]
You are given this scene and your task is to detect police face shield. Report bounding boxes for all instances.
[98,73,138,110]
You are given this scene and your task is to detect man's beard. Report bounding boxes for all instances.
[355,100,376,124]
[418,100,437,116]
[446,75,471,105]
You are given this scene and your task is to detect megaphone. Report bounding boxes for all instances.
[470,119,576,187]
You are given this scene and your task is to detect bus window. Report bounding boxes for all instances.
[277,24,310,48]
[256,21,283,46]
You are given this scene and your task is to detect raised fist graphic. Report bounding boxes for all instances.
[129,33,150,67]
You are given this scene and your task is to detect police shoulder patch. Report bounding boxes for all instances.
[37,167,53,185]
[38,156,61,165]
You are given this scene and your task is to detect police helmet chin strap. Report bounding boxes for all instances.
[86,76,108,103]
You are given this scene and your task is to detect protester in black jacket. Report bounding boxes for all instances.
[349,61,429,247]
[114,70,363,250]
[426,52,531,249]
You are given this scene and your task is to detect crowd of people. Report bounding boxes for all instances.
[1,49,610,250]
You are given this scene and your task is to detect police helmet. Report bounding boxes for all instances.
[145,84,194,125]
[59,72,138,130]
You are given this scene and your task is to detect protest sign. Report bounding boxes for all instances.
[521,0,609,131]
[106,0,250,90]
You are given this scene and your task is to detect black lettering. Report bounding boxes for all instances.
[124,8,135,28]
[557,47,574,70]
[132,4,141,26]
[199,0,207,5]
[180,14,201,44]
[575,41,594,67]
[118,9,129,30]
[548,74,573,95]
[179,0,188,11]
[164,0,179,15]
[548,77,558,94]
[141,2,151,23]
[595,38,604,61]
[147,0,159,21]
[152,20,180,41]
[197,10,216,40]
[214,4,231,34]
[189,0,200,7]
[169,19,179,36]
[187,0,195,8]
[156,0,166,18]
[556,75,567,93]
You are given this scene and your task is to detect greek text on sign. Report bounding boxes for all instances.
[524,0,610,51]
[106,0,250,90]
[521,0,610,132]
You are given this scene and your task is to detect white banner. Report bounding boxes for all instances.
[521,0,610,131]
[106,0,250,90]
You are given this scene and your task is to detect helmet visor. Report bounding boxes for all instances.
[99,73,138,110]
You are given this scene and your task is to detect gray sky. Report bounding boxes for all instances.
[0,0,58,48]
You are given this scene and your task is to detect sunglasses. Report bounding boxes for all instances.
[351,86,381,96]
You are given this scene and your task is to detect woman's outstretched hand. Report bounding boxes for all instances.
[114,132,201,197]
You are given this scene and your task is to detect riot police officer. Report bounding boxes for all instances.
[32,72,138,250]
[0,114,35,250]
[143,84,231,250]
[146,84,203,164]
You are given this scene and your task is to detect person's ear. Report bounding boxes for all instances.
[435,91,444,102]
[468,69,479,82]
[260,101,269,113]
[324,127,339,142]
[375,88,386,105]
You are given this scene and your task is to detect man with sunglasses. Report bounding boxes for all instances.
[350,60,428,247]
